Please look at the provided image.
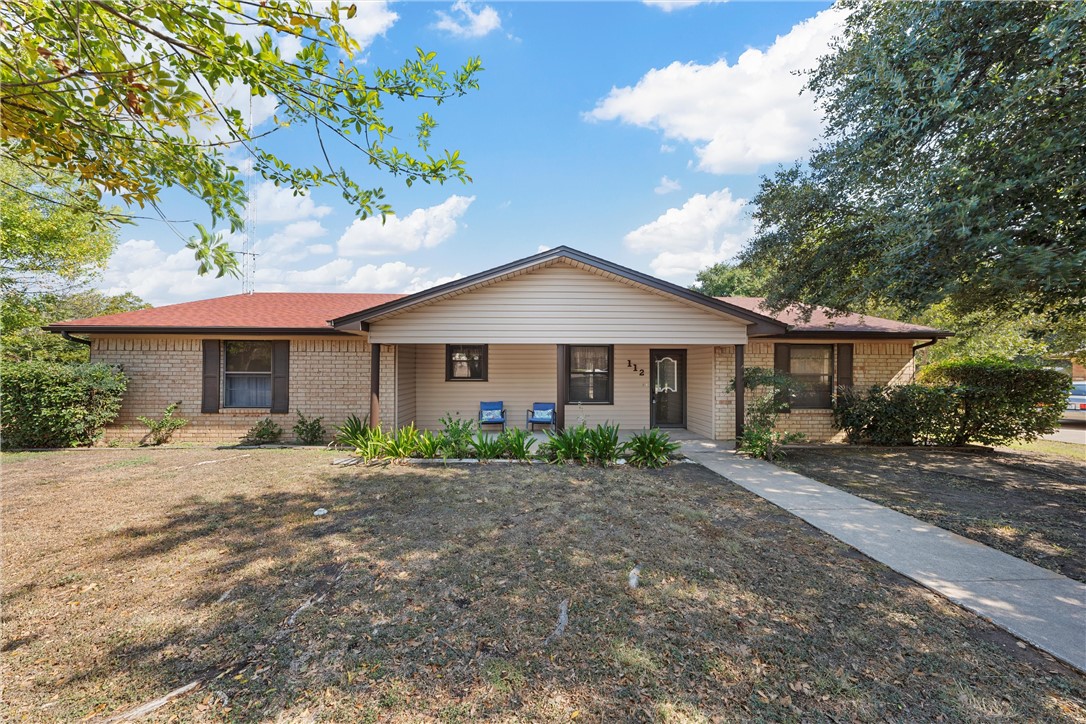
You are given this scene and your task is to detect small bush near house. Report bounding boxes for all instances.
[498,427,536,461]
[834,385,958,446]
[242,417,283,446]
[470,430,504,462]
[625,429,681,468]
[438,414,476,459]
[730,367,804,461]
[585,422,625,466]
[137,401,189,446]
[541,424,591,464]
[381,424,420,461]
[334,414,369,448]
[292,410,326,445]
[1,360,127,449]
[836,358,1070,446]
[415,430,443,459]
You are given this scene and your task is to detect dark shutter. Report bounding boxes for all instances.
[271,340,290,413]
[774,343,790,374]
[837,343,854,391]
[773,343,791,414]
[201,340,220,413]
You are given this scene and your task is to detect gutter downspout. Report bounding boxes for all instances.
[61,331,92,346]
[911,337,939,381]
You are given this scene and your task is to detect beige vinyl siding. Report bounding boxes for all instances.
[686,345,714,438]
[368,263,749,345]
[564,344,650,430]
[413,344,556,432]
[396,344,416,428]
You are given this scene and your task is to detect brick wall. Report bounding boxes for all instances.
[90,336,393,444]
[716,340,915,443]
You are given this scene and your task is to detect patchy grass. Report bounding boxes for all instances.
[1003,438,1086,462]
[782,447,1086,583]
[2,448,1084,722]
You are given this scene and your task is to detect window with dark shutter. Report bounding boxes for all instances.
[776,344,835,409]
[202,340,220,413]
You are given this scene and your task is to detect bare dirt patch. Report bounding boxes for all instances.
[781,446,1086,583]
[2,448,1084,722]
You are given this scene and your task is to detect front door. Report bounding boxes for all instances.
[650,349,686,428]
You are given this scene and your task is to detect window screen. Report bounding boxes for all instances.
[568,346,612,404]
[224,341,272,408]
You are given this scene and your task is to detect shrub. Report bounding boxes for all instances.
[625,429,680,468]
[1,360,128,448]
[334,414,369,447]
[585,422,625,466]
[497,427,536,461]
[292,410,326,445]
[380,424,421,460]
[416,429,443,459]
[834,385,958,446]
[137,402,190,446]
[541,424,591,464]
[730,367,805,460]
[835,358,1071,447]
[439,413,476,459]
[470,431,504,462]
[918,357,1070,445]
[242,417,283,445]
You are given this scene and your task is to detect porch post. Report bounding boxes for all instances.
[734,344,745,439]
[369,342,381,430]
[556,344,567,430]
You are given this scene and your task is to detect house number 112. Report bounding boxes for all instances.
[627,360,645,376]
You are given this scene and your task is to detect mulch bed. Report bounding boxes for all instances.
[2,448,1084,722]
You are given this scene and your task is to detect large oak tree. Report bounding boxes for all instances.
[743,1,1085,351]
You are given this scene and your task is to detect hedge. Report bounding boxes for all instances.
[834,357,1070,446]
[1,360,128,449]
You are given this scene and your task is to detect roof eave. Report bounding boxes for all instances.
[769,330,954,340]
[44,325,355,337]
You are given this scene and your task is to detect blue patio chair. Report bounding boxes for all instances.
[478,401,506,433]
[526,402,557,432]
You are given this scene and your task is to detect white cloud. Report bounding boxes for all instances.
[587,7,844,173]
[307,243,333,255]
[537,245,551,253]
[404,272,464,294]
[249,181,332,224]
[624,188,752,282]
[643,0,726,11]
[254,220,329,262]
[660,143,676,153]
[654,176,682,195]
[339,0,399,50]
[434,1,502,38]
[99,239,234,302]
[337,195,474,257]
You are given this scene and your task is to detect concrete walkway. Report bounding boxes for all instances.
[680,440,1086,673]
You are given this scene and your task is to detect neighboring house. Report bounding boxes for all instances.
[46,247,950,443]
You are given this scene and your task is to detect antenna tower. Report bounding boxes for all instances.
[242,95,257,295]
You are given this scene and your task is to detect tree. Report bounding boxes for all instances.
[691,261,770,297]
[0,1,481,275]
[743,1,1086,337]
[3,290,150,363]
[0,160,117,301]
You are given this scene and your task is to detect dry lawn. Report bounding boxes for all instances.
[2,448,1085,722]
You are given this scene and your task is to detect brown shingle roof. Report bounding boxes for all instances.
[718,296,949,337]
[47,293,405,333]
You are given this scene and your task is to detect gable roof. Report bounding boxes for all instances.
[330,246,789,336]
[720,296,951,339]
[46,293,403,335]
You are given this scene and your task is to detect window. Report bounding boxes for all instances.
[568,345,613,404]
[224,341,273,408]
[788,345,834,409]
[446,344,487,381]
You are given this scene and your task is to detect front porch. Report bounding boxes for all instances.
[369,342,747,442]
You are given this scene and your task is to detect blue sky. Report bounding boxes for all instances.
[100,0,840,305]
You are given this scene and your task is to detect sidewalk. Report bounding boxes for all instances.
[680,441,1086,673]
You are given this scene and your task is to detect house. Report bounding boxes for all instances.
[46,246,950,443]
